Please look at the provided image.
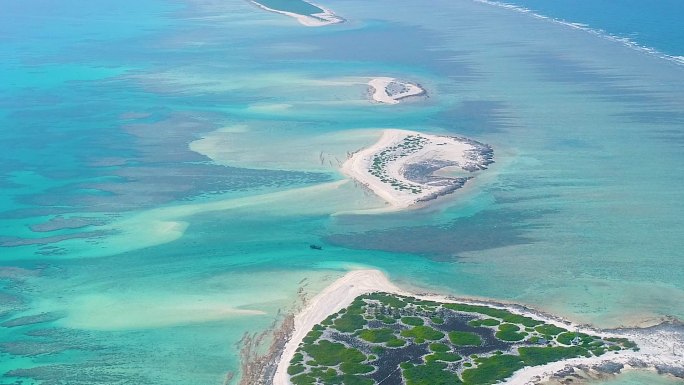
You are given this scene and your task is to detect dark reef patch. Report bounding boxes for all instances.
[326,208,551,261]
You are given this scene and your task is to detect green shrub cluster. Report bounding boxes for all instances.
[534,324,567,336]
[429,343,450,352]
[518,346,591,366]
[426,352,462,363]
[468,318,500,327]
[363,292,408,308]
[495,323,527,342]
[402,316,424,326]
[402,361,462,385]
[401,325,445,341]
[461,354,524,385]
[357,328,395,343]
[448,331,483,346]
[303,340,366,366]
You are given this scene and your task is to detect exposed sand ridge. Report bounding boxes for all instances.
[341,129,494,209]
[368,77,426,104]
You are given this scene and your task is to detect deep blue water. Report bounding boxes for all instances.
[501,0,684,59]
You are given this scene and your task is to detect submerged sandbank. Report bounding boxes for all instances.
[341,129,494,209]
[249,0,344,27]
[368,77,426,104]
[272,269,684,385]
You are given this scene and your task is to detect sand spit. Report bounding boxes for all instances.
[272,269,684,385]
[341,129,493,209]
[250,0,344,27]
[368,77,426,104]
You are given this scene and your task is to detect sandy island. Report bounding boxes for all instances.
[250,0,344,27]
[368,77,426,104]
[273,269,684,385]
[341,129,494,209]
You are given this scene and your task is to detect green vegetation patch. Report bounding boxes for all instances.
[357,328,395,343]
[426,352,462,363]
[461,354,524,385]
[518,346,591,366]
[496,323,527,342]
[402,361,462,385]
[605,337,638,350]
[534,324,568,336]
[340,361,374,375]
[288,292,638,385]
[448,331,483,346]
[302,329,323,344]
[302,340,366,366]
[468,318,500,327]
[556,332,597,346]
[430,343,450,352]
[363,292,408,308]
[401,325,445,341]
[288,364,306,375]
[290,352,303,364]
[402,316,425,326]
[333,313,366,333]
[291,370,374,385]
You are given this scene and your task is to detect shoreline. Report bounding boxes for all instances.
[367,77,426,104]
[249,0,344,27]
[272,269,684,385]
[340,129,494,209]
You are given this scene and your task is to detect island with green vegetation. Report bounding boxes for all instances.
[285,292,637,385]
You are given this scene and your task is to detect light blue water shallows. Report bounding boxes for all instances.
[0,0,683,384]
[501,0,684,59]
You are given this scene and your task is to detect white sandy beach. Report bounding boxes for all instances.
[250,0,344,27]
[340,129,492,209]
[368,77,425,104]
[273,269,684,385]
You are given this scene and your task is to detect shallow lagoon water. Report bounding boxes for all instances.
[1,0,683,384]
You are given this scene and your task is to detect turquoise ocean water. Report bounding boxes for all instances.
[1,0,683,384]
[498,0,684,61]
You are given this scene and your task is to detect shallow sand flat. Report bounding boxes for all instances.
[341,129,493,209]
[26,178,390,261]
[368,77,425,104]
[273,269,684,385]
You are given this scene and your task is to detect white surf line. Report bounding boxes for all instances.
[473,0,684,66]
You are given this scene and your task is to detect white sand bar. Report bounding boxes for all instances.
[341,129,493,209]
[368,77,426,104]
[250,0,344,27]
[274,269,684,385]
